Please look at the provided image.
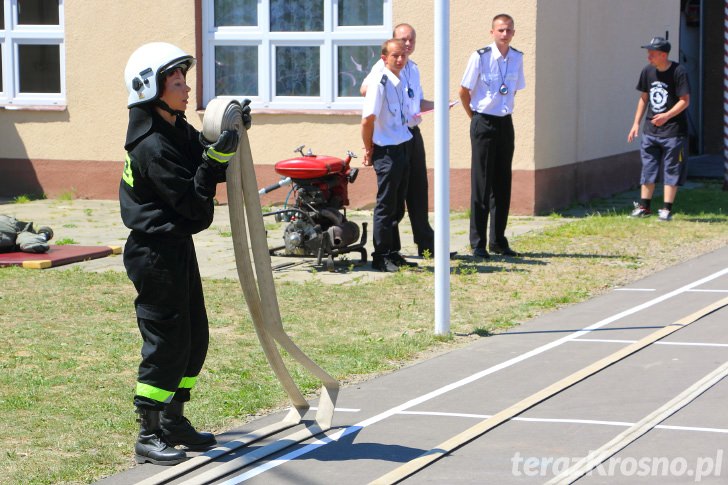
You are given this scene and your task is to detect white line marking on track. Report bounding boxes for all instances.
[221,266,728,484]
[396,411,728,433]
[615,289,728,293]
[573,339,728,347]
[547,361,728,484]
[309,407,360,413]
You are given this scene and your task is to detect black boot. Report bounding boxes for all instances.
[135,407,187,466]
[161,400,217,451]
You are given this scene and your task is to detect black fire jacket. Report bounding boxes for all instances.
[119,105,226,237]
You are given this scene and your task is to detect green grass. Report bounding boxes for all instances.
[56,190,77,201]
[54,238,79,246]
[0,180,726,484]
[12,194,46,204]
[214,225,233,238]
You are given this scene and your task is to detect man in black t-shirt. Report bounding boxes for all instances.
[627,36,690,222]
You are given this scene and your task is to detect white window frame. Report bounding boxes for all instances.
[201,0,391,111]
[0,0,66,108]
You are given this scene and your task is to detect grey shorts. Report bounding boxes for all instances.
[640,134,687,186]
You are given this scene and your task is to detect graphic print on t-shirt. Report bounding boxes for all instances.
[649,81,668,113]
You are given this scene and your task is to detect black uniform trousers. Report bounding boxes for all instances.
[124,231,209,410]
[469,112,515,250]
[406,126,435,253]
[372,142,410,258]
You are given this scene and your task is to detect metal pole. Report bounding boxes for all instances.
[434,0,451,335]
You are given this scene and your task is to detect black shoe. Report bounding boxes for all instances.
[135,432,187,465]
[389,252,418,268]
[489,244,521,257]
[372,257,399,272]
[472,247,490,259]
[161,401,217,451]
[135,408,187,466]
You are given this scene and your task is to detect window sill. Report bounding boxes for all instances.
[1,104,67,111]
[197,108,361,116]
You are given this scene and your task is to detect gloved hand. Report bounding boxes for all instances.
[200,130,239,164]
[242,98,252,130]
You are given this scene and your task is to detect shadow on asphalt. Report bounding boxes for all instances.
[283,426,427,463]
[212,425,427,464]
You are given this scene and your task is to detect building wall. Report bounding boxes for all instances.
[0,0,685,214]
[531,0,680,213]
[0,1,197,162]
[0,1,199,198]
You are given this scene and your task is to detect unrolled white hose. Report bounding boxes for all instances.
[202,99,338,424]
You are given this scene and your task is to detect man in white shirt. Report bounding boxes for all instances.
[362,24,438,258]
[362,39,418,272]
[459,13,526,259]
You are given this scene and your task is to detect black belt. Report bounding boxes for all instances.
[475,112,511,121]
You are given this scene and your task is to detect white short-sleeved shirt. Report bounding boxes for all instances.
[362,68,413,147]
[460,42,526,116]
[364,59,423,127]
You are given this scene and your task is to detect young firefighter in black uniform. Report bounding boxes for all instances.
[121,42,250,465]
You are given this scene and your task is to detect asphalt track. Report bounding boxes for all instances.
[101,243,728,484]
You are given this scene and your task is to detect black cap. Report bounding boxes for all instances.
[641,36,671,53]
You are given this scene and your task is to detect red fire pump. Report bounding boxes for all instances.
[260,145,367,270]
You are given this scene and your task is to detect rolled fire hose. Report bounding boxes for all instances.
[203,98,339,425]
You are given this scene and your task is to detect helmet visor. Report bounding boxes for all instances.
[160,56,195,78]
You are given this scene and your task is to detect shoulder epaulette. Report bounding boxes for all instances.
[380,74,388,86]
[510,46,523,54]
[477,46,491,55]
[409,59,418,67]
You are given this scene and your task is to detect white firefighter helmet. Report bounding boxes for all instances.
[124,42,195,108]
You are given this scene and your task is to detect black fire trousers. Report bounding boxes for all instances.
[372,142,410,258]
[124,231,209,410]
[406,126,435,253]
[469,112,515,250]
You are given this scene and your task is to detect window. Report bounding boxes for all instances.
[202,0,391,111]
[0,0,65,107]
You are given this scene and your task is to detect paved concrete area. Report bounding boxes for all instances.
[95,244,728,484]
[0,198,571,283]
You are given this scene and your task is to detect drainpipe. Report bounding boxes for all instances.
[724,0,728,189]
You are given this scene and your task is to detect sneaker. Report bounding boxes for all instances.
[389,252,418,268]
[372,257,399,272]
[630,202,652,218]
[658,208,673,221]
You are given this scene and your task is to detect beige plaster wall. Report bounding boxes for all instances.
[0,1,198,162]
[1,1,679,180]
[0,1,538,173]
[534,0,680,170]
